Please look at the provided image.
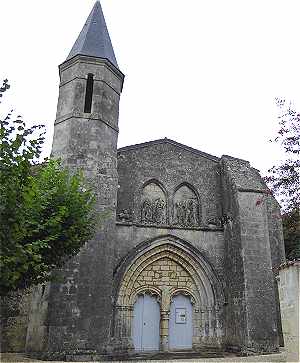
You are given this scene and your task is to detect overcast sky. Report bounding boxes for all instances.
[1,0,300,175]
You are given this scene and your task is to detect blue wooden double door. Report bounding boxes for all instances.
[132,294,193,351]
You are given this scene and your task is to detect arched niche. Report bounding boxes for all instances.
[140,180,167,225]
[173,183,200,227]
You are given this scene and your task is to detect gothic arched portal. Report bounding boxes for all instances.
[112,236,224,352]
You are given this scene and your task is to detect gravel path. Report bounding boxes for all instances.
[1,351,298,363]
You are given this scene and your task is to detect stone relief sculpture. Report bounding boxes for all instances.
[117,209,132,222]
[140,182,167,225]
[174,199,198,227]
[206,217,222,228]
[141,198,166,224]
[154,198,165,224]
[141,199,152,223]
[173,185,200,227]
[140,182,200,227]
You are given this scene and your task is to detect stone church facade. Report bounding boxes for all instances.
[1,1,286,360]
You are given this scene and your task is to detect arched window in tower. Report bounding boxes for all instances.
[84,73,94,113]
[140,181,167,225]
[173,184,200,227]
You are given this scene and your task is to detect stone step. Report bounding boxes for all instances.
[109,349,225,361]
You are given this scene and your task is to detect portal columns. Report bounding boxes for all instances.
[160,286,171,351]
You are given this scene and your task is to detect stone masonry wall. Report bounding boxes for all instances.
[266,196,286,346]
[221,156,247,351]
[278,261,300,360]
[25,55,124,358]
[221,155,282,354]
[137,257,193,289]
[0,289,32,352]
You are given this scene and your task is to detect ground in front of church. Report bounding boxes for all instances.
[1,349,298,363]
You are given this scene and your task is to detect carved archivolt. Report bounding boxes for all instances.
[117,241,216,308]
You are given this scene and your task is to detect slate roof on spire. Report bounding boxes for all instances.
[66,1,119,68]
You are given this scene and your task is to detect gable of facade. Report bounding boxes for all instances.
[117,139,221,228]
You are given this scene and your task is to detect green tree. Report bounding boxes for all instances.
[0,80,96,295]
[265,98,300,260]
[282,210,300,260]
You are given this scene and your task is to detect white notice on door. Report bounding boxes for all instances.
[175,308,187,324]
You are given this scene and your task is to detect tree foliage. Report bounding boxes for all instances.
[282,210,300,260]
[0,80,96,295]
[265,98,300,260]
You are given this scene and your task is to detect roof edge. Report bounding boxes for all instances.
[117,138,220,162]
[59,54,125,82]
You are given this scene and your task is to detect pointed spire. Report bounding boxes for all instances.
[66,1,119,68]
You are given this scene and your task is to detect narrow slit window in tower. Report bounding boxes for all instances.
[84,73,94,113]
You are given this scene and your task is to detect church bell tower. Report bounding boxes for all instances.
[52,0,124,230]
[27,1,124,356]
[52,0,124,171]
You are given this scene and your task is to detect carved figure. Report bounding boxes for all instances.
[175,199,199,227]
[186,200,193,225]
[153,198,165,224]
[191,200,198,225]
[175,201,185,225]
[175,201,186,225]
[141,199,152,223]
[207,217,219,228]
[141,198,165,224]
[187,199,198,226]
[118,209,133,222]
